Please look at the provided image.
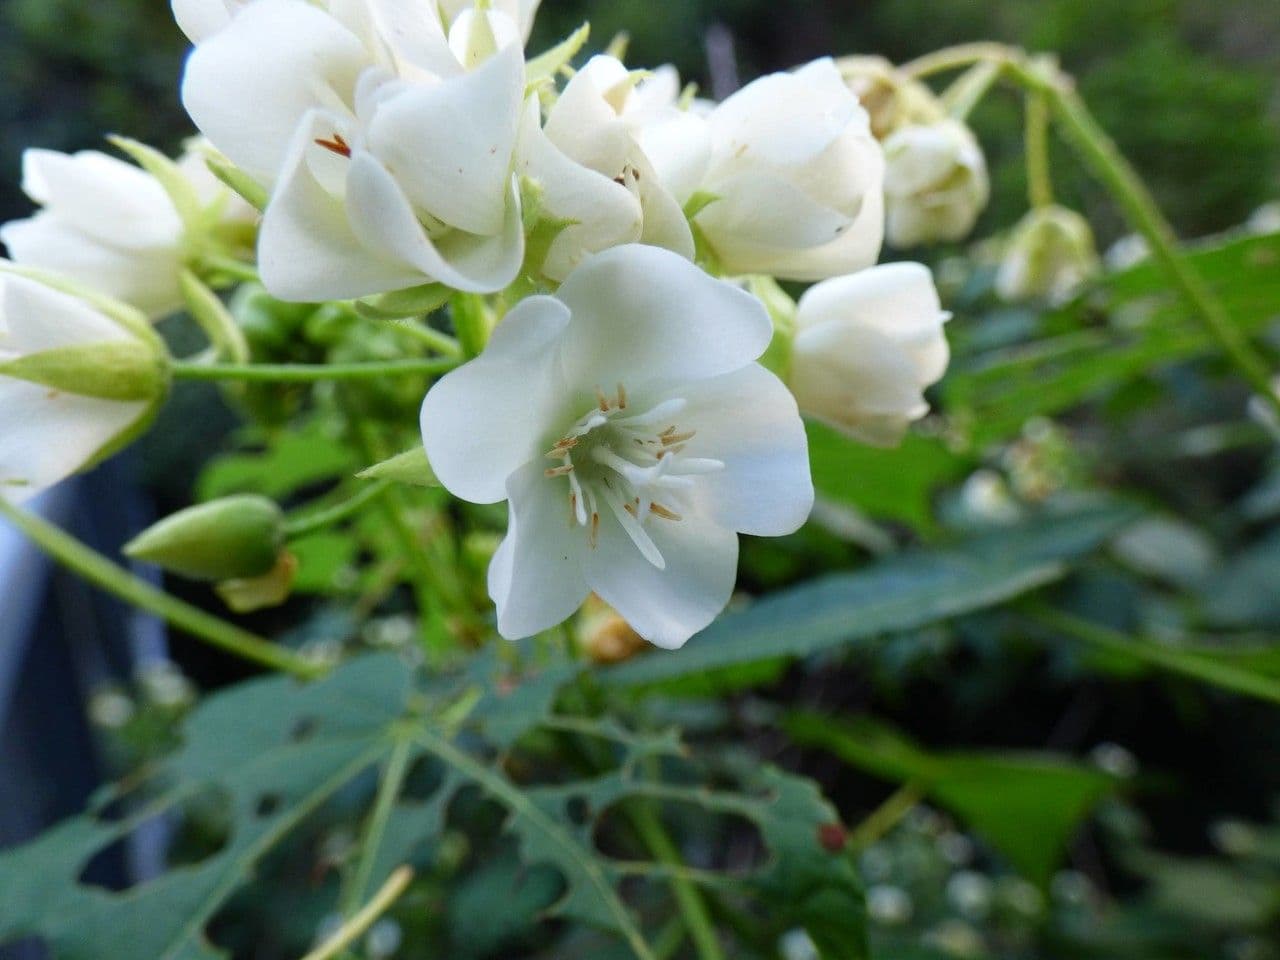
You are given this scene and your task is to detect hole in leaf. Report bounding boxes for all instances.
[400,755,446,802]
[566,795,593,827]
[255,793,282,818]
[290,716,320,742]
[77,786,232,893]
[593,798,767,876]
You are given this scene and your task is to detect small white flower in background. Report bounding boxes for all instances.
[1105,232,1150,271]
[543,55,705,263]
[996,204,1099,304]
[0,272,166,502]
[883,118,988,247]
[693,58,885,280]
[1246,200,1280,236]
[789,263,950,447]
[0,146,241,319]
[836,55,940,141]
[421,245,813,648]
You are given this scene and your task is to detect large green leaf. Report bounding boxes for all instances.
[604,503,1137,690]
[785,714,1115,887]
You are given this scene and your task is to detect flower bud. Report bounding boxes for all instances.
[1,270,168,502]
[836,56,941,140]
[576,594,647,665]
[790,263,950,447]
[883,119,988,247]
[125,494,285,581]
[996,205,1099,304]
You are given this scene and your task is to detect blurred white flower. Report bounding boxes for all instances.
[421,245,812,647]
[1105,232,1150,271]
[996,204,1099,304]
[0,272,165,502]
[1246,200,1280,235]
[790,262,950,446]
[883,119,988,247]
[836,55,940,141]
[694,58,885,280]
[867,884,914,926]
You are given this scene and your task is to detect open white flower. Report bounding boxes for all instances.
[883,119,989,247]
[693,59,884,281]
[791,263,949,447]
[543,56,705,262]
[0,146,243,319]
[421,245,813,647]
[0,272,166,502]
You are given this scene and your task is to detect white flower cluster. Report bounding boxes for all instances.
[0,0,961,648]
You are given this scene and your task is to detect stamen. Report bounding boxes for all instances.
[612,397,687,427]
[662,429,696,446]
[616,383,627,409]
[315,133,352,158]
[596,386,611,412]
[590,511,600,547]
[545,464,574,477]
[649,502,682,522]
[600,483,665,568]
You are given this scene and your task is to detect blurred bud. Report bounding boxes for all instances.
[1246,200,1280,235]
[790,263,949,447]
[577,594,647,664]
[946,870,994,920]
[1210,819,1259,858]
[836,55,942,140]
[1247,377,1280,444]
[996,205,1099,304]
[883,119,989,247]
[779,930,819,960]
[1105,233,1150,271]
[1089,741,1138,779]
[216,550,298,613]
[923,919,985,958]
[867,884,913,926]
[125,494,285,581]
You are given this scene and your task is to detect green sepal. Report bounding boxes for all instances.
[356,446,439,487]
[748,275,799,380]
[356,283,451,320]
[525,22,590,92]
[204,153,269,213]
[125,494,286,582]
[108,135,204,231]
[0,341,168,402]
[180,270,250,363]
[683,190,720,220]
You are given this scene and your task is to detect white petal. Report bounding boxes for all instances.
[365,43,524,236]
[633,157,696,261]
[697,170,856,253]
[0,274,130,350]
[556,245,772,390]
[543,55,634,174]
[0,378,145,503]
[421,295,570,504]
[1,216,184,318]
[181,0,368,182]
[632,109,711,204]
[171,0,239,41]
[798,262,950,383]
[488,458,590,639]
[516,99,642,281]
[668,365,813,537]
[586,509,739,649]
[336,0,459,79]
[21,150,181,249]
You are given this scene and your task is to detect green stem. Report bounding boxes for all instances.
[900,42,1013,79]
[198,253,259,282]
[846,782,924,852]
[942,59,1002,121]
[0,497,324,680]
[628,804,726,960]
[450,293,492,358]
[301,866,414,960]
[343,738,414,916]
[284,480,393,539]
[171,357,460,383]
[1024,89,1054,209]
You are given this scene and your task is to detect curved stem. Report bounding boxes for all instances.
[942,60,1003,121]
[343,738,414,916]
[1024,89,1054,209]
[172,357,460,383]
[284,480,393,539]
[900,42,1012,79]
[0,497,325,680]
[301,866,414,960]
[847,782,925,852]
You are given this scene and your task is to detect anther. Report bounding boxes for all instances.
[315,133,351,158]
[649,503,682,522]
[616,383,627,409]
[545,464,574,477]
[662,430,696,446]
[596,386,611,412]
[590,512,600,547]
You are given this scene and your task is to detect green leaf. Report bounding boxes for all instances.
[604,503,1137,691]
[785,714,1115,886]
[197,417,359,501]
[356,446,439,487]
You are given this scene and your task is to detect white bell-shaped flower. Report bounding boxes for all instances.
[693,58,885,281]
[0,272,167,502]
[791,263,950,447]
[883,118,989,248]
[995,204,1100,304]
[421,245,814,648]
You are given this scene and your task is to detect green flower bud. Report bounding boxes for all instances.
[996,205,1100,304]
[125,495,285,581]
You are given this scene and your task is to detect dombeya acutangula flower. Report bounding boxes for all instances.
[421,244,814,648]
[790,263,950,447]
[996,204,1100,304]
[0,270,167,502]
[883,118,988,248]
[692,58,885,281]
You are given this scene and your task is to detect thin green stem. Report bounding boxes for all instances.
[171,357,460,383]
[847,782,925,853]
[301,866,414,960]
[942,59,1002,121]
[284,480,393,539]
[1024,89,1054,209]
[900,42,1012,79]
[396,323,463,357]
[628,804,726,960]
[198,253,259,282]
[343,738,414,917]
[0,497,324,680]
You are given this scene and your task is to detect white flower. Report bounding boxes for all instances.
[421,245,813,647]
[996,205,1099,304]
[790,263,950,446]
[0,146,240,319]
[0,273,166,502]
[438,0,541,43]
[883,119,988,247]
[693,59,885,281]
[836,55,940,141]
[543,56,706,262]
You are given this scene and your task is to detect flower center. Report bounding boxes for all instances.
[544,385,724,569]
